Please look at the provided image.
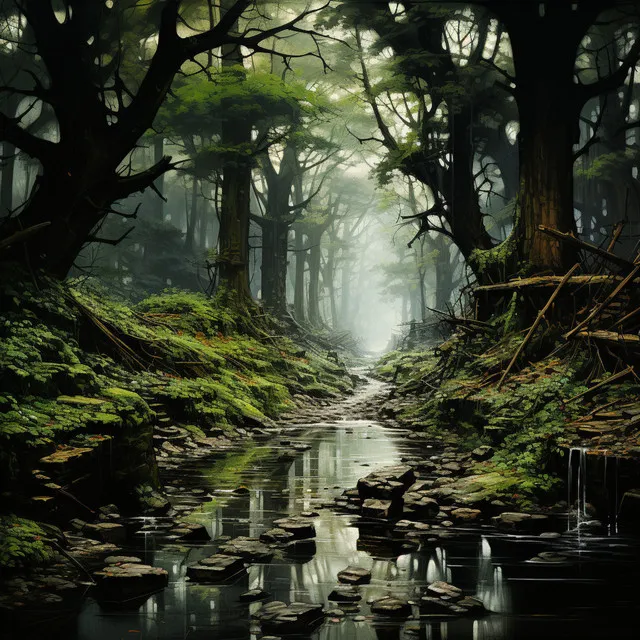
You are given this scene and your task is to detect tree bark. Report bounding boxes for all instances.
[293,226,306,322]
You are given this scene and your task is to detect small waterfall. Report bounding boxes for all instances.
[426,546,451,583]
[567,447,588,531]
[567,447,623,534]
[476,537,508,613]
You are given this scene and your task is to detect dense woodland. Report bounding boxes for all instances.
[3,1,640,637]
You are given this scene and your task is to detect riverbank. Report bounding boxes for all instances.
[0,273,355,616]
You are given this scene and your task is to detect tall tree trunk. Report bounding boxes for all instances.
[293,226,306,322]
[185,176,198,252]
[217,21,252,300]
[307,229,323,327]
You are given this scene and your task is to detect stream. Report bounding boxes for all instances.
[63,376,640,638]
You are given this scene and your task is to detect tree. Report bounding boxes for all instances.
[0,0,329,279]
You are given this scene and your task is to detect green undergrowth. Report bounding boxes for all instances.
[0,271,351,571]
[376,323,638,508]
[0,516,57,570]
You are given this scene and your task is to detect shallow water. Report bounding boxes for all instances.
[51,379,640,638]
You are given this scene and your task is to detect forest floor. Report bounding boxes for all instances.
[0,273,356,592]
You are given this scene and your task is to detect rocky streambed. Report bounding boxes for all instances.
[4,373,640,639]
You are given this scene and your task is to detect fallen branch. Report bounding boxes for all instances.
[473,274,637,293]
[498,263,580,390]
[574,329,640,346]
[563,365,634,404]
[538,225,634,270]
[0,221,51,251]
[564,262,640,339]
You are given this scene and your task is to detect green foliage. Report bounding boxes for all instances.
[0,517,55,570]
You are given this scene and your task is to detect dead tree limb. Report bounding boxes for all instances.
[538,225,634,270]
[563,365,634,405]
[498,263,580,390]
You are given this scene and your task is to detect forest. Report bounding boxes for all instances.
[1,1,640,638]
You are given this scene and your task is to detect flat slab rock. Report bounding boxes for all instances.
[362,498,393,519]
[256,601,324,635]
[168,522,210,542]
[187,554,246,582]
[357,465,416,500]
[93,562,168,601]
[327,586,362,602]
[491,511,549,532]
[272,517,316,540]
[337,566,371,585]
[370,596,412,617]
[260,528,295,544]
[421,581,486,618]
[219,536,274,562]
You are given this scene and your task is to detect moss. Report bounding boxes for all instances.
[0,516,56,570]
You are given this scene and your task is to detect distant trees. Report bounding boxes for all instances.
[0,0,328,283]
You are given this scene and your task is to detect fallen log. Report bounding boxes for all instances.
[574,330,640,346]
[473,274,640,294]
[538,225,635,270]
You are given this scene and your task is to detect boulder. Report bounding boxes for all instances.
[93,562,168,603]
[450,508,481,522]
[362,499,393,519]
[260,528,295,544]
[256,601,324,636]
[337,566,371,585]
[619,489,640,528]
[83,522,127,545]
[403,493,439,519]
[490,511,549,533]
[168,523,210,542]
[426,581,463,602]
[471,446,494,461]
[370,596,412,617]
[219,536,274,562]
[272,517,316,540]
[357,465,416,500]
[327,586,362,602]
[186,555,246,582]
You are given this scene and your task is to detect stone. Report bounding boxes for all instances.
[362,498,393,519]
[327,586,362,602]
[441,462,461,473]
[260,528,295,544]
[402,493,439,518]
[471,446,494,461]
[256,601,324,636]
[104,556,142,565]
[539,532,562,539]
[168,523,210,542]
[219,537,274,562]
[426,581,463,602]
[619,489,640,527]
[239,589,270,602]
[324,608,345,617]
[93,562,168,603]
[84,522,127,545]
[529,551,567,563]
[450,508,481,522]
[272,517,316,540]
[370,596,412,617]
[357,465,416,500]
[337,566,371,585]
[300,511,319,518]
[491,511,549,533]
[420,596,457,614]
[186,555,246,582]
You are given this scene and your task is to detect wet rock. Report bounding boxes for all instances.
[239,589,271,602]
[328,586,362,602]
[256,601,324,636]
[260,528,295,544]
[186,555,246,582]
[83,522,127,545]
[441,462,461,473]
[490,511,549,533]
[104,556,142,565]
[529,551,567,563]
[337,566,371,585]
[233,486,250,495]
[471,446,494,461]
[324,608,345,617]
[420,596,458,614]
[168,522,210,542]
[93,562,168,603]
[283,538,316,561]
[138,488,171,515]
[619,489,640,528]
[370,596,412,617]
[426,581,463,602]
[357,465,416,500]
[457,596,486,615]
[402,493,439,519]
[362,498,393,519]
[273,518,316,540]
[219,536,274,562]
[450,508,481,522]
[539,532,562,539]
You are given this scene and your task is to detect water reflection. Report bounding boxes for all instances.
[71,383,639,640]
